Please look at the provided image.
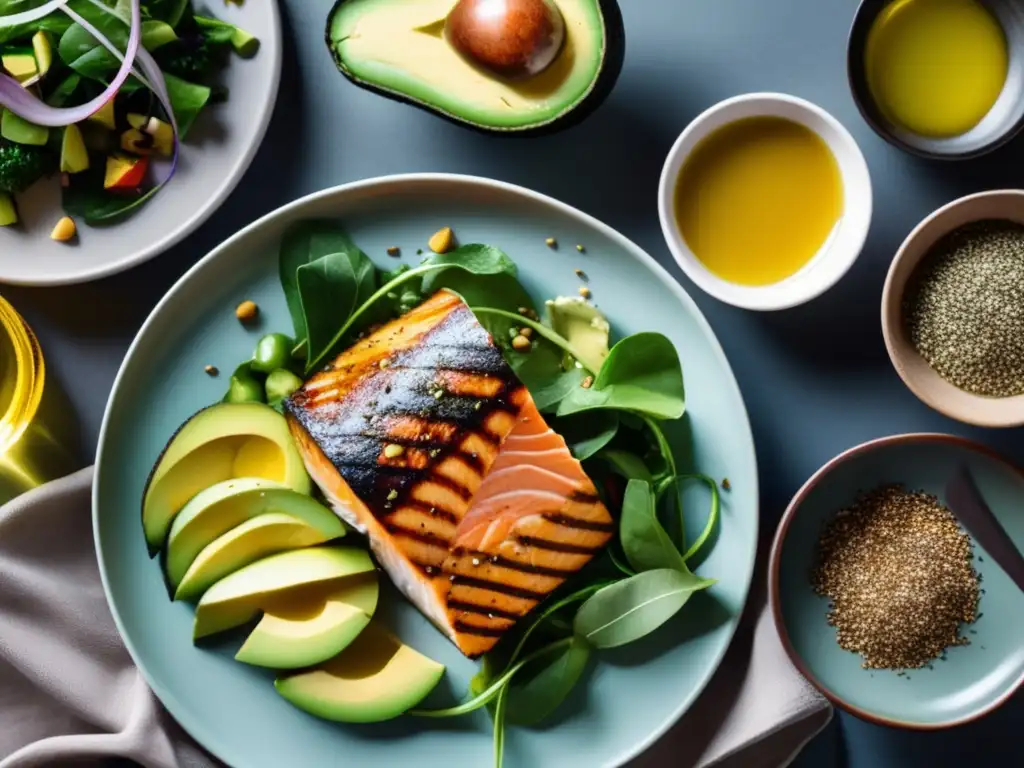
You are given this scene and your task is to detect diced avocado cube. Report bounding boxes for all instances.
[60,124,90,173]
[88,99,116,131]
[32,31,53,77]
[1,109,49,146]
[2,52,37,84]
[0,193,18,227]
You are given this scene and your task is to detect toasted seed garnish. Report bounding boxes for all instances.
[574,268,587,279]
[576,244,585,252]
[379,358,391,369]
[581,375,594,389]
[429,226,454,254]
[578,286,592,299]
[722,477,731,490]
[386,246,400,256]
[383,443,405,459]
[520,327,533,338]
[50,216,76,242]
[511,335,531,351]
[386,489,398,501]
[545,237,557,248]
[235,300,258,323]
[204,365,219,377]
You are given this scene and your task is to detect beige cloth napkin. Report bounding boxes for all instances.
[0,468,831,768]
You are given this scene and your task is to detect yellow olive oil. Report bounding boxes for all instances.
[674,116,843,287]
[865,0,1008,138]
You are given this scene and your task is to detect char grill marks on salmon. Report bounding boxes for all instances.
[285,289,614,657]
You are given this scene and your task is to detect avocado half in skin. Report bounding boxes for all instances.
[325,0,624,134]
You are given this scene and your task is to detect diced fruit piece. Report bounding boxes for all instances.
[235,575,378,668]
[193,546,373,639]
[1,109,48,146]
[2,52,37,83]
[141,402,312,555]
[120,128,154,155]
[275,621,445,723]
[126,113,173,155]
[175,512,343,602]
[88,99,116,130]
[50,216,75,242]
[0,193,17,226]
[164,478,345,590]
[103,154,148,191]
[60,124,89,173]
[32,31,52,77]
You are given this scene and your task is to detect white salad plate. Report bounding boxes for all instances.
[0,0,281,285]
[94,174,760,767]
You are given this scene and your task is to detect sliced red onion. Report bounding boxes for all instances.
[0,0,70,27]
[0,0,141,127]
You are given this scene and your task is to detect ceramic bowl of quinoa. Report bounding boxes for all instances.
[769,433,1024,729]
[882,190,1024,427]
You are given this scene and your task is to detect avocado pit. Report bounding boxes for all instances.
[445,0,565,79]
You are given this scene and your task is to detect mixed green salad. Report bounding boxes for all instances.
[0,0,257,230]
[219,221,721,767]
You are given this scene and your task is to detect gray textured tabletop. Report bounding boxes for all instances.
[4,0,1022,765]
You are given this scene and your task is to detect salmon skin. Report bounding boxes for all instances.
[284,289,613,657]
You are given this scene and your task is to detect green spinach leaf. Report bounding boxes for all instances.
[163,72,209,136]
[296,249,379,364]
[45,73,81,106]
[598,449,654,481]
[552,411,619,460]
[0,0,73,44]
[503,635,590,727]
[143,0,188,26]
[573,568,714,649]
[61,166,157,223]
[305,244,517,373]
[556,333,685,420]
[619,479,686,573]
[278,220,362,340]
[493,682,509,768]
[59,17,176,81]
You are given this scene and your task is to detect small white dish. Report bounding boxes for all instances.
[657,93,873,311]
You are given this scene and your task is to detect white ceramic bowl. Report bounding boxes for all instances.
[658,93,873,311]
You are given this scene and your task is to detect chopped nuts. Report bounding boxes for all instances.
[386,246,400,256]
[235,300,259,323]
[383,443,405,459]
[204,365,219,377]
[50,216,76,242]
[511,335,531,351]
[574,268,587,279]
[379,358,391,369]
[429,226,454,254]
[545,237,557,248]
[519,327,533,338]
[578,286,592,299]
[386,489,399,501]
[722,478,731,491]
[581,375,594,389]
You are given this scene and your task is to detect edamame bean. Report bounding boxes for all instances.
[252,332,293,373]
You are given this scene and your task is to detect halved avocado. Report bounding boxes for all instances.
[175,512,341,603]
[141,403,311,555]
[325,0,624,133]
[235,575,378,668]
[275,620,445,723]
[164,478,345,592]
[193,545,373,639]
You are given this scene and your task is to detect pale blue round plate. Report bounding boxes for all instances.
[94,174,759,767]
[770,434,1024,730]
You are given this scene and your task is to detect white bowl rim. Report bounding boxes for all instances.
[658,92,873,312]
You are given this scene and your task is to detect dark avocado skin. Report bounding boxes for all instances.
[324,0,625,136]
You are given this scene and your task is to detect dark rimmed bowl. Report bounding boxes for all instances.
[769,434,1024,729]
[848,0,1024,160]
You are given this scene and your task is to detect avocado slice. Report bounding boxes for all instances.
[2,51,37,84]
[164,478,345,591]
[0,193,17,227]
[88,99,116,131]
[175,512,342,602]
[141,402,312,556]
[193,546,374,639]
[127,113,174,155]
[325,0,624,133]
[32,31,53,79]
[275,620,445,723]
[235,575,378,668]
[1,109,49,146]
[60,124,89,173]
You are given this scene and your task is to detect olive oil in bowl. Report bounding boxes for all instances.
[865,0,1009,139]
[673,116,843,287]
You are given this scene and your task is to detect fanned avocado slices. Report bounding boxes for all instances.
[325,0,624,133]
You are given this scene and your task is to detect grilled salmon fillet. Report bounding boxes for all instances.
[284,289,613,657]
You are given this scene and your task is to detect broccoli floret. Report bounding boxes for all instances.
[154,30,231,84]
[0,140,54,195]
